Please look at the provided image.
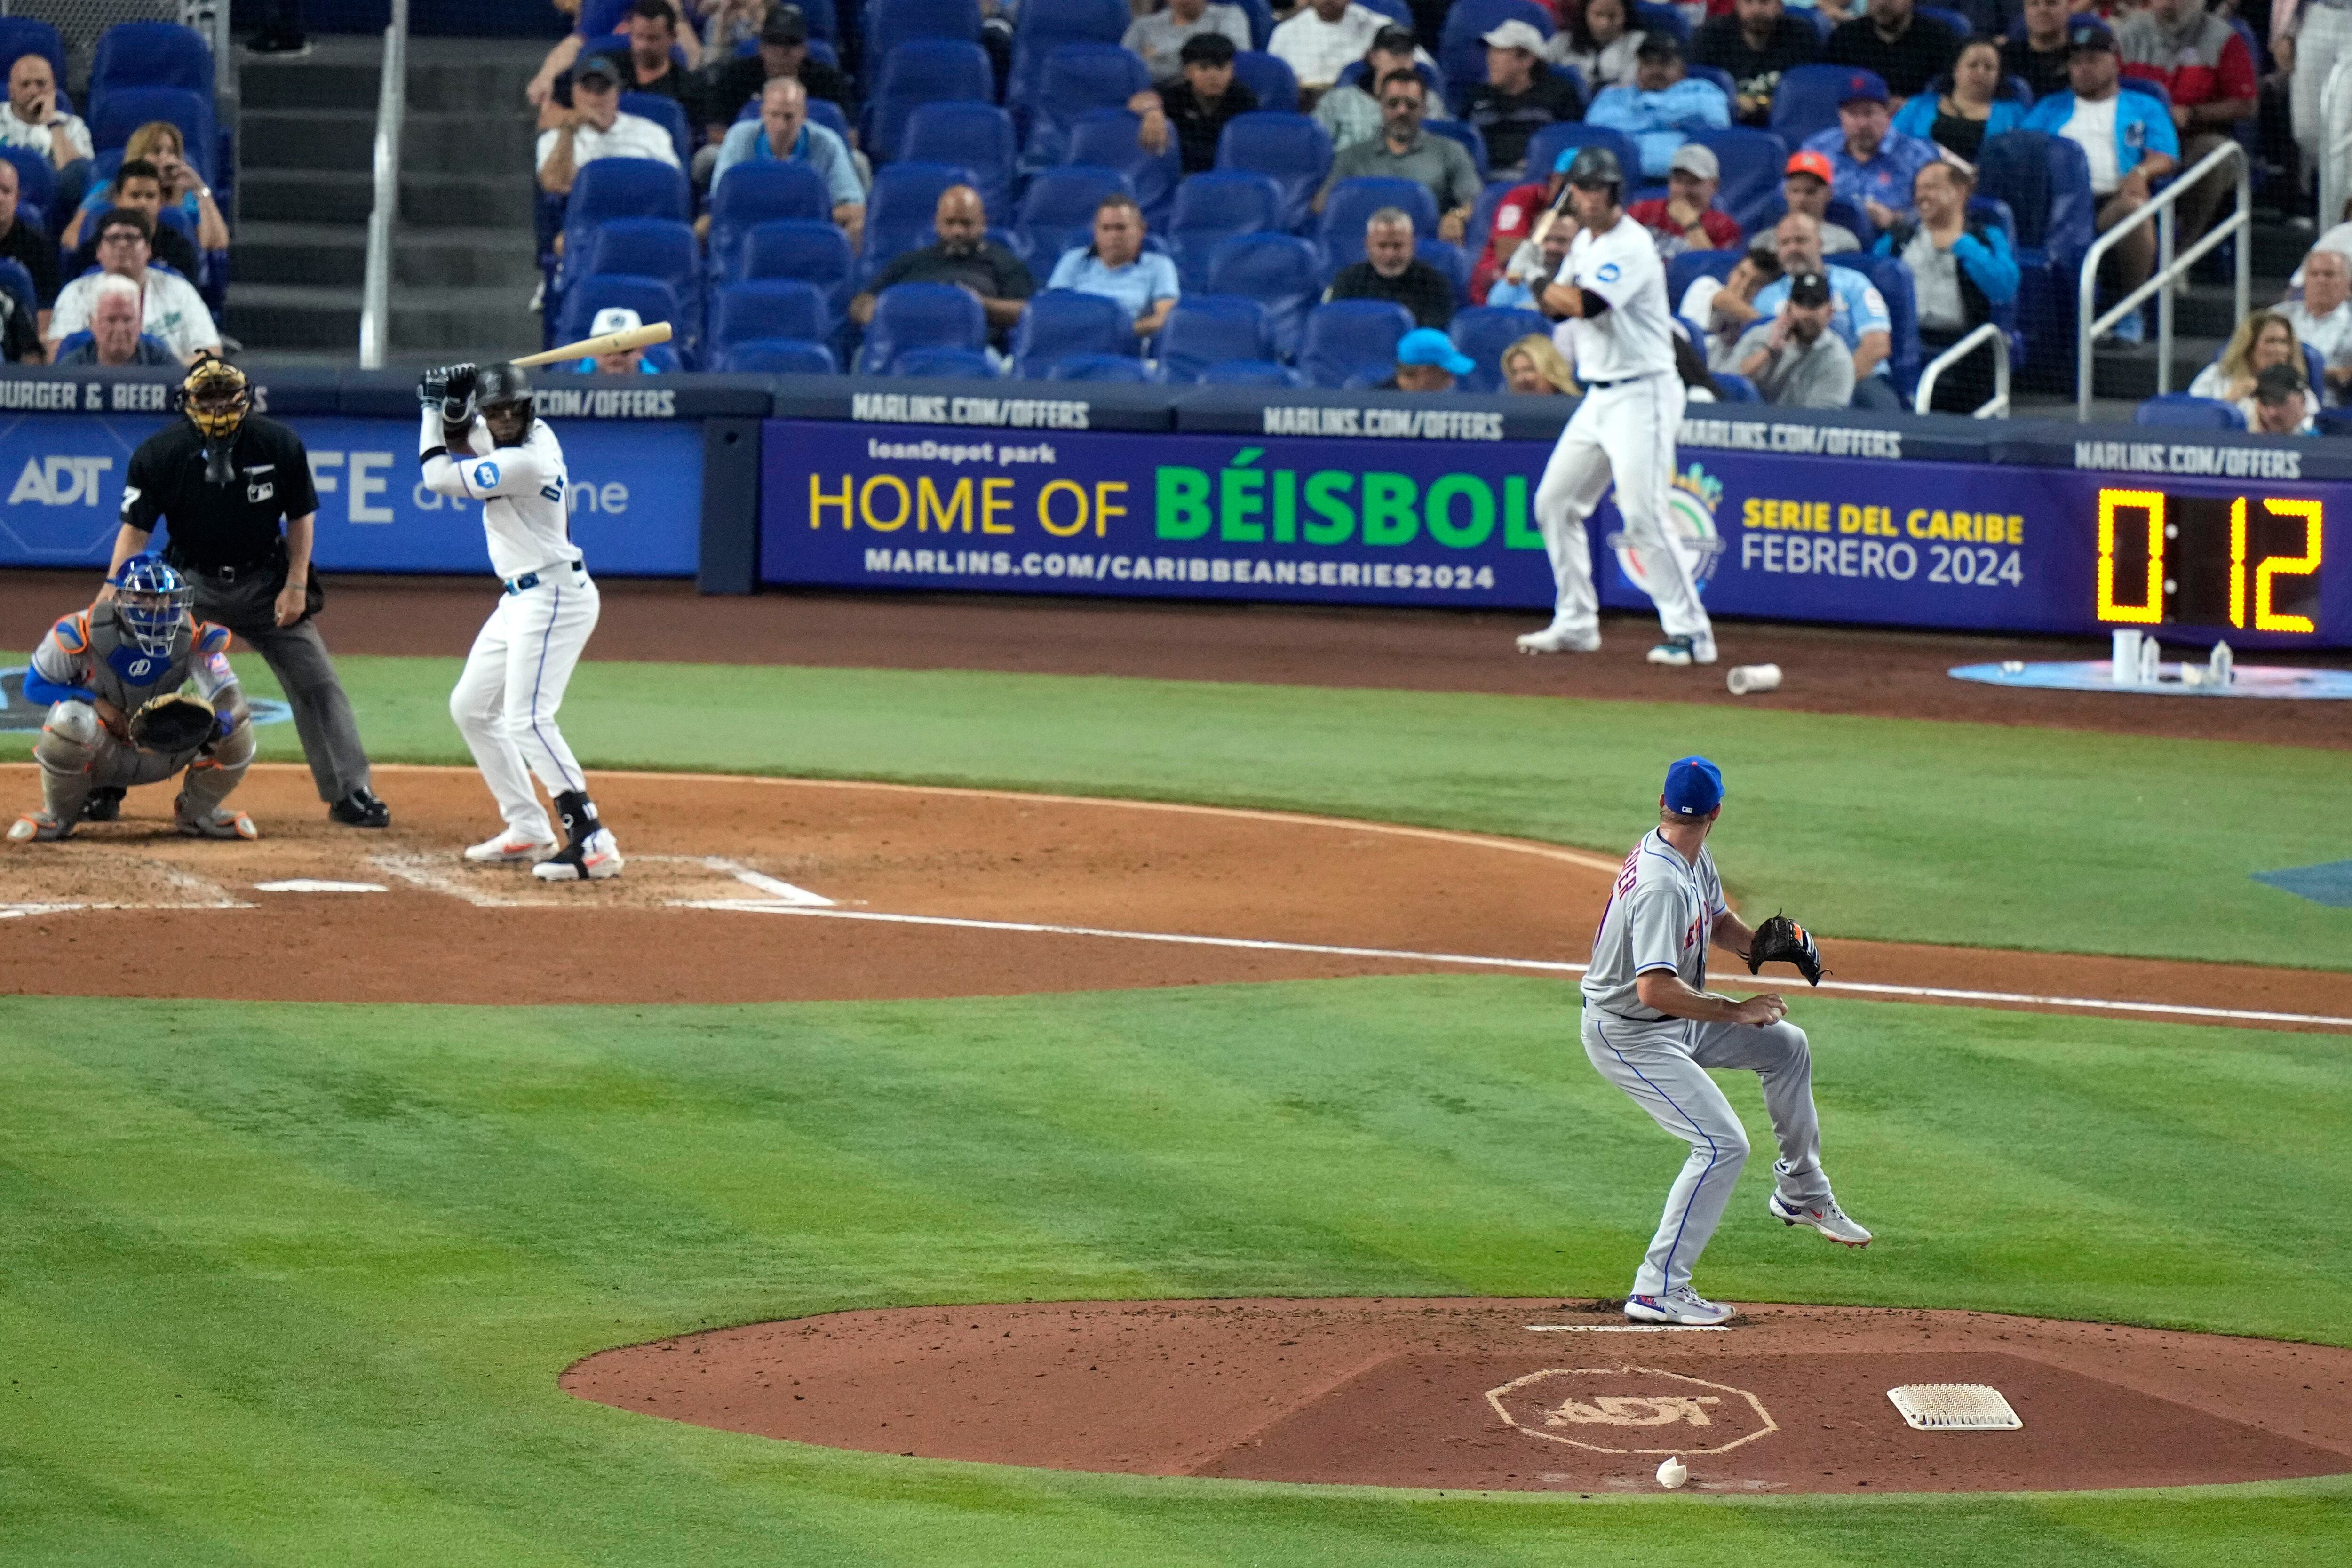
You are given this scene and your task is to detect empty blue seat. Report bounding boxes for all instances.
[1233,50,1299,114]
[1230,0,1275,49]
[1215,111,1332,233]
[1205,231,1322,357]
[1198,357,1302,386]
[735,219,856,320]
[871,39,995,161]
[858,280,991,373]
[862,160,985,278]
[1449,305,1548,393]
[577,218,700,349]
[1319,176,1439,271]
[619,92,693,169]
[1838,250,1922,397]
[1631,1,1690,45]
[1046,352,1153,381]
[2134,394,2246,430]
[1711,371,1761,402]
[1065,109,1181,225]
[1168,169,1285,292]
[891,345,997,376]
[1298,299,1415,387]
[1524,123,1639,189]
[1978,128,2094,391]
[1665,247,1743,311]
[1159,295,1271,382]
[710,278,831,350]
[1415,238,1470,306]
[1015,165,1132,268]
[559,157,692,294]
[866,0,982,64]
[0,19,66,94]
[708,161,830,279]
[1023,44,1152,175]
[900,100,1017,219]
[1008,0,1133,107]
[1012,288,1135,377]
[1440,0,1554,97]
[715,336,839,373]
[1772,64,1875,148]
[558,274,682,355]
[790,0,840,39]
[90,87,216,183]
[90,21,212,103]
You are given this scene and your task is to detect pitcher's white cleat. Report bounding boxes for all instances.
[1623,1287,1735,1326]
[1769,1192,1873,1246]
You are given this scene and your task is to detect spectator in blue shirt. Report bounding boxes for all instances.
[1801,69,1939,231]
[1586,34,1732,180]
[1046,194,1181,338]
[2021,21,2177,341]
[1889,37,2027,164]
[1874,159,2018,411]
[709,75,864,249]
[1745,209,1900,408]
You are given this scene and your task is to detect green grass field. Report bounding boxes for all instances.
[4,655,2348,1565]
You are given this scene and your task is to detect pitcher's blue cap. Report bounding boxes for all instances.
[1663,756,1724,816]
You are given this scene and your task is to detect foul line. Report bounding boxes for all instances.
[699,903,2352,1031]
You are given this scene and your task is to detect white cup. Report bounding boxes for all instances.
[2111,629,2143,683]
[1726,663,1782,696]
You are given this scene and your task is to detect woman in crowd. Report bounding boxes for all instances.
[1549,0,1643,90]
[1890,36,2026,163]
[1872,158,2018,410]
[2187,309,2317,421]
[61,121,229,253]
[1501,333,1579,393]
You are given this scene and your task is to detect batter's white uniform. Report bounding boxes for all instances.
[1581,830,1835,1298]
[419,410,600,846]
[1533,214,1713,649]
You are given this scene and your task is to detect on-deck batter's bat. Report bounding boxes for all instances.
[508,320,674,368]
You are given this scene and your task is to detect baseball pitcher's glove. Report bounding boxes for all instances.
[1746,913,1824,986]
[128,692,218,754]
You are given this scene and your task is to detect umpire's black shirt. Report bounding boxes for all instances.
[124,415,321,573]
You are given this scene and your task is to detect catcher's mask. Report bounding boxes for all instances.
[476,363,534,441]
[110,556,193,656]
[179,356,251,441]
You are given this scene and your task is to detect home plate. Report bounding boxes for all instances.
[1888,1383,2023,1430]
[255,879,389,894]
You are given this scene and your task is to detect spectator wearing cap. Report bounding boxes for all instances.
[1682,243,1785,367]
[1874,158,2018,410]
[1890,36,2025,163]
[1134,32,1261,173]
[694,6,857,161]
[1326,205,1459,327]
[1382,326,1475,390]
[2117,0,2255,255]
[1825,0,1959,105]
[1719,211,1897,405]
[1549,0,1644,91]
[710,76,864,245]
[1124,0,1252,87]
[1486,212,1576,308]
[1465,21,1586,179]
[1628,143,1744,255]
[1730,269,1856,406]
[1316,72,1481,242]
[1800,71,1938,230]
[2022,21,2176,342]
[1270,0,1391,101]
[1693,0,1821,128]
[2002,0,2074,103]
[1048,193,1182,337]
[0,54,92,214]
[52,275,168,366]
[1313,26,1450,155]
[0,159,56,323]
[1501,332,1579,394]
[537,51,682,198]
[849,185,1035,340]
[65,160,204,285]
[45,208,220,363]
[568,305,664,372]
[1586,33,1732,180]
[577,0,691,112]
[2280,247,2352,400]
[530,0,699,109]
[1780,149,1864,252]
[2248,361,2319,434]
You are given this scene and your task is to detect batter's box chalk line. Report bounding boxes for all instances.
[1,857,252,916]
[367,853,832,910]
[1887,1384,2022,1431]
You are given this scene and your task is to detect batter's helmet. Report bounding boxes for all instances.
[476,362,534,413]
[1564,146,1624,195]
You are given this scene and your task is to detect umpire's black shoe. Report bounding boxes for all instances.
[328,788,391,828]
[80,787,126,822]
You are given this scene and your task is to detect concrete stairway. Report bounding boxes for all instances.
[232,36,543,366]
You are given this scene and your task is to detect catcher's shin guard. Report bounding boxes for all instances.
[174,711,255,822]
[34,700,102,823]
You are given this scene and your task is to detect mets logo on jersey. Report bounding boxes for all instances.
[1607,461,1727,597]
[472,461,500,490]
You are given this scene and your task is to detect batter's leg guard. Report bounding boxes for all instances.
[32,700,103,824]
[175,715,258,839]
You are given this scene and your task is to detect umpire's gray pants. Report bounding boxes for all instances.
[1583,1007,1832,1298]
[192,574,372,803]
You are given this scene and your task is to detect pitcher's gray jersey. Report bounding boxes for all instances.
[1581,829,1726,1019]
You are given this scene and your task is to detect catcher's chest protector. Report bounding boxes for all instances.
[85,606,194,711]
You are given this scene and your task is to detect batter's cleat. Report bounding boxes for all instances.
[1516,624,1602,654]
[464,829,559,864]
[80,787,125,822]
[328,788,391,828]
[8,811,71,843]
[175,806,259,841]
[1769,1192,1873,1246]
[1646,633,1719,667]
[1624,1287,1735,1326]
[532,827,622,882]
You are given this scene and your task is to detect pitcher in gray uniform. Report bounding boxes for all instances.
[1582,755,1870,1326]
[8,557,258,842]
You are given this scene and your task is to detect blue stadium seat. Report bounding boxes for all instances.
[1978,128,2094,391]
[891,345,999,376]
[1448,305,1547,393]
[1440,0,1554,97]
[1230,0,1276,50]
[865,0,982,64]
[1690,126,1788,234]
[1424,119,1490,181]
[0,257,34,334]
[619,93,693,169]
[1046,352,1153,381]
[790,0,839,40]
[1022,44,1152,175]
[1066,109,1181,226]
[862,160,985,279]
[1012,288,1135,377]
[90,22,212,103]
[1359,0,1414,24]
[1524,123,1640,189]
[0,147,55,223]
[870,39,995,161]
[1158,295,1271,382]
[1712,372,1761,401]
[1772,64,1873,148]
[1298,299,1416,387]
[900,100,1017,220]
[2134,394,2246,430]
[858,280,991,372]
[1008,0,1133,108]
[1838,250,1923,398]
[1665,247,1743,311]
[0,19,66,94]
[1014,165,1132,268]
[1416,238,1470,306]
[1197,357,1303,386]
[1168,169,1285,292]
[1319,176,1439,272]
[90,88,217,184]
[576,217,700,352]
[1686,62,1736,101]
[1232,50,1299,114]
[1912,5,1969,40]
[558,274,682,356]
[558,157,691,294]
[1799,5,1834,40]
[1215,111,1332,233]
[715,337,840,373]
[735,218,856,322]
[1632,2,1690,45]
[710,278,832,353]
[1205,231,1322,357]
[707,161,830,279]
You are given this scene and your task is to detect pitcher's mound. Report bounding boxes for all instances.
[562,1297,2352,1494]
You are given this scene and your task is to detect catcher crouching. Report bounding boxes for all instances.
[8,557,258,843]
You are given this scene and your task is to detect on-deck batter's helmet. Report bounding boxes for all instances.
[1564,146,1624,196]
[109,556,193,656]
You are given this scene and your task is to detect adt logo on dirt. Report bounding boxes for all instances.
[1607,461,1728,598]
[9,455,114,507]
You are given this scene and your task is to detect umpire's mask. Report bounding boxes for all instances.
[179,356,252,484]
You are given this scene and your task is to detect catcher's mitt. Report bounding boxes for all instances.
[1746,912,1824,986]
[128,692,218,754]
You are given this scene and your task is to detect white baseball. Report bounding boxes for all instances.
[1656,1455,1688,1489]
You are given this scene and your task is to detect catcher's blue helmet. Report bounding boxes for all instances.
[110,556,192,655]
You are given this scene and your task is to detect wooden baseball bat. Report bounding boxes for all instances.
[509,320,673,369]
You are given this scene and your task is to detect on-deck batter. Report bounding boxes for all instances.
[1519,147,1719,668]
[417,362,623,882]
[1582,755,1870,1326]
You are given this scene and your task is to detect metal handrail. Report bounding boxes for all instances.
[2075,137,2249,421]
[1913,320,2010,417]
[358,0,409,369]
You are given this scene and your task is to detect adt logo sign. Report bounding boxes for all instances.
[9,455,115,506]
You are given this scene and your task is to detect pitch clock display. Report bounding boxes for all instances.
[2095,488,2324,635]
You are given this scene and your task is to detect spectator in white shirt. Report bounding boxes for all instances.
[1125,0,1254,86]
[1269,0,1388,101]
[0,54,94,213]
[2278,247,2352,402]
[536,51,681,198]
[45,208,220,363]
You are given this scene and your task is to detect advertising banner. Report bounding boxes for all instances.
[761,420,2352,648]
[0,415,704,577]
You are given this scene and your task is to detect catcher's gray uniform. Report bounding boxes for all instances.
[23,605,254,833]
[1581,829,1833,1298]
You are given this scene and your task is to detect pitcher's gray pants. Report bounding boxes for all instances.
[1583,1007,1832,1298]
[192,574,372,804]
